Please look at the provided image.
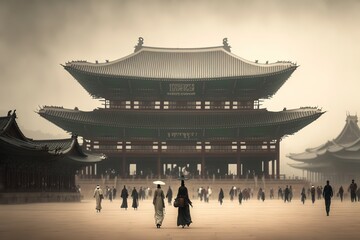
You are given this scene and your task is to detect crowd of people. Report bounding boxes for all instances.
[93,179,359,226]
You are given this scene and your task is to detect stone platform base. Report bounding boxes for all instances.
[0,192,82,204]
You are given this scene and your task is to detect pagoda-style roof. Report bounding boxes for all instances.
[38,106,323,141]
[0,111,104,163]
[288,115,360,170]
[63,39,297,100]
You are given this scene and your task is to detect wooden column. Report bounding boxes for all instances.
[122,141,126,178]
[157,157,161,179]
[237,155,241,179]
[160,101,164,110]
[237,142,241,179]
[201,142,205,178]
[276,139,280,179]
[272,160,275,179]
[157,142,161,178]
[201,156,205,179]
[264,160,269,179]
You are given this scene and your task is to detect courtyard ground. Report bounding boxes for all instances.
[0,197,359,240]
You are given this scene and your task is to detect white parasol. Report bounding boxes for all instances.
[153,180,165,185]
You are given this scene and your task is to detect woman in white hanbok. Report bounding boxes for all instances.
[153,184,165,228]
[93,185,103,212]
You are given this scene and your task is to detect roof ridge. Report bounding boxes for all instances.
[140,45,226,52]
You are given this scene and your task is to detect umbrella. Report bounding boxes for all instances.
[153,180,165,185]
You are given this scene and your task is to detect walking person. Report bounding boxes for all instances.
[120,185,129,210]
[310,185,316,204]
[238,189,243,205]
[229,186,235,201]
[348,179,358,202]
[153,184,165,228]
[301,187,306,204]
[218,188,224,205]
[108,187,113,202]
[131,187,139,210]
[284,185,290,203]
[112,186,117,199]
[93,185,103,213]
[338,186,344,202]
[206,186,212,203]
[165,186,173,206]
[323,180,333,216]
[176,176,192,228]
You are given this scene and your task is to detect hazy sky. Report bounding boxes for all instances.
[1,0,360,177]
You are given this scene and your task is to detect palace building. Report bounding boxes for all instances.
[38,38,323,179]
[288,114,360,183]
[0,110,103,195]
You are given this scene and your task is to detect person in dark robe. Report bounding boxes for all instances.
[289,186,293,202]
[278,187,283,199]
[108,187,113,202]
[284,185,290,203]
[301,187,306,204]
[112,186,117,199]
[257,188,262,200]
[270,188,274,199]
[317,186,323,200]
[120,185,129,210]
[176,178,192,228]
[131,187,139,210]
[238,189,243,205]
[310,185,316,203]
[348,179,358,202]
[229,186,235,201]
[166,186,173,205]
[323,180,333,216]
[261,190,265,202]
[356,188,360,202]
[218,188,224,205]
[338,186,344,202]
[139,187,144,201]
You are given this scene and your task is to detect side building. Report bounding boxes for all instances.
[288,115,360,184]
[39,38,323,180]
[0,111,103,203]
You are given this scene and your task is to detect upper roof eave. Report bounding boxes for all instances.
[63,44,297,80]
[64,64,297,81]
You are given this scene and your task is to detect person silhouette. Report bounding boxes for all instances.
[310,185,316,204]
[153,184,165,228]
[120,185,128,210]
[166,186,173,205]
[218,188,224,205]
[349,179,358,202]
[323,180,333,216]
[176,176,192,228]
[338,186,344,202]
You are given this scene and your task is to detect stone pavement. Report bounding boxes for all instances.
[0,197,359,240]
